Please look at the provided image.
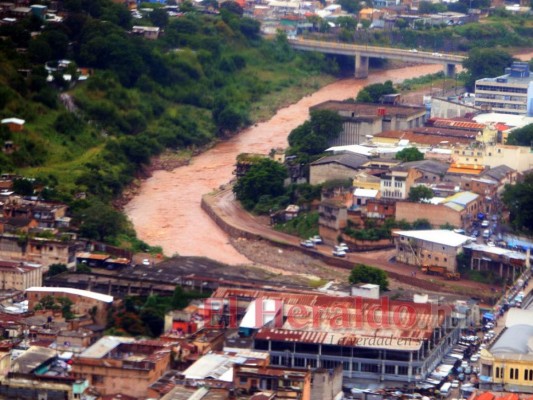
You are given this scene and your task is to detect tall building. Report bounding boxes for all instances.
[475,62,533,116]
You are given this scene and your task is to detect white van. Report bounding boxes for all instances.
[483,229,490,239]
[440,382,452,396]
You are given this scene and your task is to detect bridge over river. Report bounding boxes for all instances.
[288,38,466,78]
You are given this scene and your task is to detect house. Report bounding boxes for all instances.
[352,170,381,191]
[393,229,472,271]
[72,337,173,398]
[0,216,38,233]
[318,200,347,244]
[1,346,84,399]
[480,165,519,191]
[309,153,368,185]
[0,260,42,290]
[379,167,421,200]
[399,159,450,183]
[395,191,483,228]
[365,198,396,219]
[353,188,379,208]
[310,101,427,147]
[0,118,25,132]
[26,287,114,326]
[131,25,160,40]
[233,365,312,399]
[479,308,533,392]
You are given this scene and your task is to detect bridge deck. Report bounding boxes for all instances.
[288,38,465,65]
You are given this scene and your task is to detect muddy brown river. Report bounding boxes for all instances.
[125,53,533,265]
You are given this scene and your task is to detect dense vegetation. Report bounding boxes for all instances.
[506,123,533,146]
[395,147,424,162]
[349,263,389,291]
[0,0,339,247]
[502,173,533,233]
[106,286,209,337]
[309,11,533,53]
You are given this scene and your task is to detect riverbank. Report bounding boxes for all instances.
[124,62,445,264]
[201,187,497,301]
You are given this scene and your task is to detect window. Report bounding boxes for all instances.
[444,258,447,262]
[496,367,500,378]
[435,257,439,261]
[92,375,104,384]
[398,366,409,375]
[385,365,395,374]
[239,376,248,385]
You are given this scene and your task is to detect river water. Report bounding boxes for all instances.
[125,52,533,265]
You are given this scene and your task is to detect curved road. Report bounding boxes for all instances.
[212,188,496,297]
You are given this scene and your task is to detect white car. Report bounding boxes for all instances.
[333,249,347,257]
[310,235,323,244]
[336,243,349,252]
[451,380,460,388]
[300,240,315,248]
[487,241,496,247]
[432,52,442,57]
[409,48,418,52]
[142,258,150,266]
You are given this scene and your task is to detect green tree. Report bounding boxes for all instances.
[233,158,288,210]
[75,200,130,242]
[462,48,514,91]
[48,263,68,277]
[412,218,432,230]
[12,178,34,196]
[506,123,533,146]
[408,186,434,202]
[395,147,424,162]
[288,110,343,156]
[349,264,389,291]
[501,173,533,232]
[337,0,362,14]
[150,8,169,28]
[356,81,396,103]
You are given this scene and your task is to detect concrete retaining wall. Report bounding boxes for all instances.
[201,190,448,293]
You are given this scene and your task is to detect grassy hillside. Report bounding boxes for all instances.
[0,1,339,247]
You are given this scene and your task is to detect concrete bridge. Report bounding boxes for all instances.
[288,38,466,78]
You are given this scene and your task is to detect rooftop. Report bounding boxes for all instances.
[11,346,56,375]
[26,287,114,303]
[490,324,533,355]
[78,336,135,359]
[444,191,479,206]
[312,100,425,117]
[311,153,368,170]
[481,165,515,181]
[394,229,472,247]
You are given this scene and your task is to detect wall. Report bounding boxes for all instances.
[27,291,110,325]
[395,202,462,228]
[311,365,343,400]
[0,266,42,291]
[395,234,461,271]
[430,97,480,119]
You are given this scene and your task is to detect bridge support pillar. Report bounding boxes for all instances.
[354,53,369,79]
[445,63,456,78]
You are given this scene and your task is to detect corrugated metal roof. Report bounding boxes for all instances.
[395,229,471,247]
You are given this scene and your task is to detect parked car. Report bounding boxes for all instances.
[481,220,490,228]
[310,235,323,244]
[300,240,315,248]
[333,249,347,257]
[336,243,349,252]
[142,258,150,266]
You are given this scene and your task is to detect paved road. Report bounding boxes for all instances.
[211,188,495,297]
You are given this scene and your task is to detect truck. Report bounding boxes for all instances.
[421,265,460,280]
